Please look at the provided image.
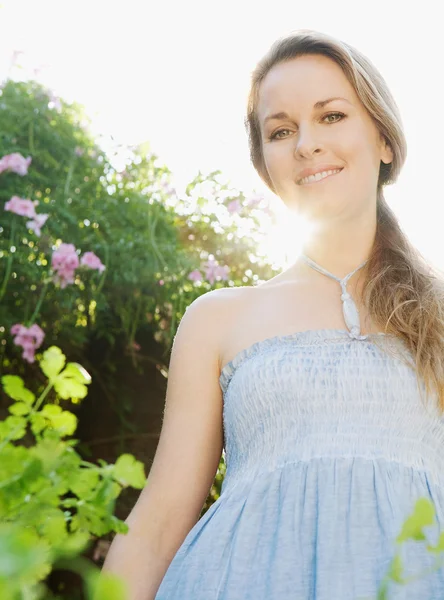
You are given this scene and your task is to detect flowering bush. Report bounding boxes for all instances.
[0,79,279,413]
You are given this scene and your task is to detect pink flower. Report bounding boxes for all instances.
[215,264,230,280]
[74,146,84,157]
[26,213,49,237]
[245,192,264,208]
[51,243,79,289]
[0,153,32,176]
[202,258,229,285]
[80,251,105,273]
[10,323,45,364]
[4,196,37,218]
[188,269,203,282]
[227,199,242,214]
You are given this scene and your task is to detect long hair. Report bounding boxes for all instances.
[245,29,444,412]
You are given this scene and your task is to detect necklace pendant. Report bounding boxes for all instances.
[341,294,363,338]
[300,254,369,340]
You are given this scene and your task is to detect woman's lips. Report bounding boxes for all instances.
[298,167,344,186]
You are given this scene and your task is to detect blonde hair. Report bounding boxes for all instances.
[245,28,444,412]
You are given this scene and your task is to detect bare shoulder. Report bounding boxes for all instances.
[186,286,254,365]
[185,285,247,316]
[180,285,247,342]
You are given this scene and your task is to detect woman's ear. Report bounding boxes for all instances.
[380,136,394,165]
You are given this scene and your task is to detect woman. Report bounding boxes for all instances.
[102,29,444,599]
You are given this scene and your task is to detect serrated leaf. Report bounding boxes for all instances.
[69,469,99,498]
[39,346,66,380]
[29,413,47,435]
[39,510,68,544]
[8,401,31,416]
[53,362,91,401]
[0,525,52,580]
[1,375,35,405]
[113,454,146,488]
[0,416,27,441]
[41,404,62,416]
[40,405,78,436]
[108,515,129,535]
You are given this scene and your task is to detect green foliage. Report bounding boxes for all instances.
[0,79,278,437]
[0,345,145,599]
[0,78,191,358]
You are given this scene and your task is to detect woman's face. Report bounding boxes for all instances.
[256,54,393,220]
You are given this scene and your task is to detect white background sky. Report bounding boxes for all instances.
[1,0,443,270]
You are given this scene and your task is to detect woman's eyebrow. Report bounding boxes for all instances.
[263,96,351,125]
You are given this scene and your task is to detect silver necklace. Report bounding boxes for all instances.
[300,254,369,340]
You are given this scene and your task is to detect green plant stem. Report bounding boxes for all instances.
[64,156,75,198]
[28,120,35,154]
[95,242,108,295]
[27,280,49,326]
[129,293,143,345]
[148,213,167,268]
[0,424,25,453]
[0,218,16,301]
[80,460,100,469]
[33,381,54,412]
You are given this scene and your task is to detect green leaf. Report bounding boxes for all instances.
[53,362,91,401]
[39,346,66,381]
[40,405,78,436]
[57,531,90,557]
[113,454,146,489]
[0,416,27,441]
[69,468,99,498]
[0,524,52,581]
[8,402,31,416]
[88,570,128,600]
[29,413,47,435]
[108,515,129,535]
[1,375,35,405]
[39,509,68,544]
[387,554,404,583]
[396,498,436,543]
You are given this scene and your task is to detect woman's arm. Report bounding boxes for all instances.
[100,290,226,599]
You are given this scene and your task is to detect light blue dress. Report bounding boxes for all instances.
[155,257,444,599]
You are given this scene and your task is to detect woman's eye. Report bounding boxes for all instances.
[270,129,290,140]
[324,112,345,124]
[269,112,345,141]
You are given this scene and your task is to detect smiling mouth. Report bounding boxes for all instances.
[298,168,344,186]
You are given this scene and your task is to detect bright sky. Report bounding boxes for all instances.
[1,0,443,271]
